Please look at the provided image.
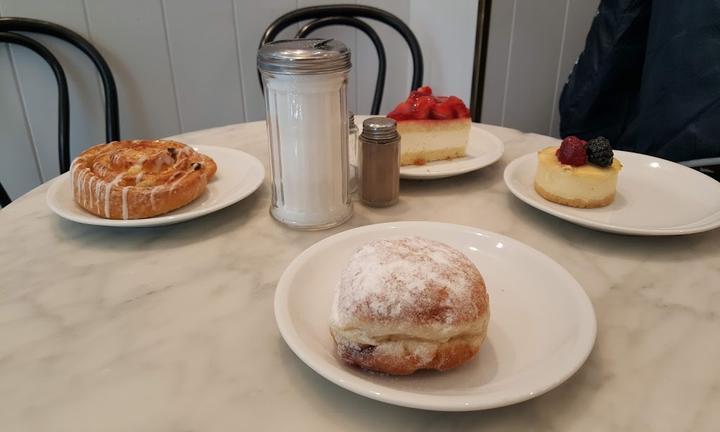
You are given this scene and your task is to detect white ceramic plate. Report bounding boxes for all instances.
[354,115,504,180]
[504,150,720,235]
[46,145,265,227]
[274,221,596,411]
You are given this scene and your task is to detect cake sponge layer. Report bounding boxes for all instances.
[397,118,470,166]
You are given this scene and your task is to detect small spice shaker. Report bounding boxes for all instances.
[348,112,359,194]
[359,117,400,207]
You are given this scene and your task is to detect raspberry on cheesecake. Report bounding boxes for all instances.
[387,86,471,166]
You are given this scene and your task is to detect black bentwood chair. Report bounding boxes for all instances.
[0,17,119,207]
[258,4,424,115]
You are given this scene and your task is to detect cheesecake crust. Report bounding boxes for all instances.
[534,182,615,208]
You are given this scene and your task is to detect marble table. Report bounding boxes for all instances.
[1,121,718,432]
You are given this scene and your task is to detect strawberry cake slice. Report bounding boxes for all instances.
[387,86,471,166]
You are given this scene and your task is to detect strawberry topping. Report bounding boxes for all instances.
[414,85,433,96]
[414,95,435,119]
[430,101,455,119]
[388,86,470,121]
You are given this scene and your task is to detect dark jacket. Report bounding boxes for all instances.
[559,0,720,162]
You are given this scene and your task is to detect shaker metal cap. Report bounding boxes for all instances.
[361,117,398,141]
[257,39,351,74]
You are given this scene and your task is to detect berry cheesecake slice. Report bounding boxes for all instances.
[387,86,471,166]
[534,136,623,208]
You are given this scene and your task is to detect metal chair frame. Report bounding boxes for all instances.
[0,17,119,207]
[258,4,423,115]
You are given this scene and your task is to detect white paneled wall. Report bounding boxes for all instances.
[0,0,597,201]
[481,0,598,135]
[409,0,477,106]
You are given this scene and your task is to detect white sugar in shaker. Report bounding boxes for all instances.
[258,39,352,230]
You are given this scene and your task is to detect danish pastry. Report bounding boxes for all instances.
[330,237,490,375]
[70,139,217,219]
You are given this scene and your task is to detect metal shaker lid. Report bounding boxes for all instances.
[257,39,351,75]
[361,117,398,141]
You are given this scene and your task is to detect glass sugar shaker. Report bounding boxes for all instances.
[257,39,352,230]
[359,117,400,207]
[348,112,359,194]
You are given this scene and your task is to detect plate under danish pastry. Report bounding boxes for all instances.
[47,143,265,227]
[70,140,217,220]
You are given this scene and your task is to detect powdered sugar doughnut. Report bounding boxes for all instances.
[330,236,490,375]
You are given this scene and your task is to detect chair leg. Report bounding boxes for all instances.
[695,165,720,182]
[0,182,11,207]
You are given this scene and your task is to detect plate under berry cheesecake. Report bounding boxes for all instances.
[534,136,622,208]
[387,86,471,166]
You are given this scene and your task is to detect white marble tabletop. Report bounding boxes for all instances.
[1,121,718,432]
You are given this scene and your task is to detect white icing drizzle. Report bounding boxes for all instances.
[110,152,123,165]
[87,176,96,209]
[94,162,108,178]
[70,160,78,196]
[70,161,78,196]
[121,186,130,220]
[150,186,160,210]
[84,169,92,208]
[95,178,103,214]
[170,171,191,190]
[78,168,90,207]
[155,153,174,171]
[104,173,124,218]
[77,169,85,203]
[178,146,192,158]
[135,172,144,184]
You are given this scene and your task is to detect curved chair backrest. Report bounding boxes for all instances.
[0,182,10,208]
[258,4,423,115]
[0,31,70,172]
[0,17,119,207]
[681,158,720,182]
[296,17,386,115]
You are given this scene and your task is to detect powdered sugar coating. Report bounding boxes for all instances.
[333,237,488,327]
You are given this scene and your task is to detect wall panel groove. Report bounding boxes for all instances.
[549,0,571,136]
[231,0,248,123]
[0,0,43,200]
[8,47,43,181]
[550,0,598,136]
[160,0,184,133]
[500,0,518,127]
[80,0,104,105]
